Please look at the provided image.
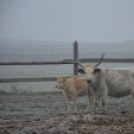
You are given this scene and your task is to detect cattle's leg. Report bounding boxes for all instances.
[101,91,108,114]
[86,94,94,113]
[133,94,134,97]
[132,91,134,97]
[94,96,101,114]
[101,97,107,114]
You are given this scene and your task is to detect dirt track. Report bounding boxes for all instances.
[0,93,134,134]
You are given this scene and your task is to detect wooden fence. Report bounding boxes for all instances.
[0,41,79,83]
[0,41,134,83]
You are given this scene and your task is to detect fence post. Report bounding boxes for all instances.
[73,41,78,75]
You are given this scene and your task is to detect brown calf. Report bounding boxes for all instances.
[55,76,94,114]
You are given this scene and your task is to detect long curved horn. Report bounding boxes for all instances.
[75,56,84,68]
[95,52,106,67]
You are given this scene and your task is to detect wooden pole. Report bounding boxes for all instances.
[73,41,78,75]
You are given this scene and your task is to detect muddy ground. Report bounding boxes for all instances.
[0,92,134,134]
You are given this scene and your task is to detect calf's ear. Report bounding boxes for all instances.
[62,77,66,82]
[78,68,84,74]
[94,68,100,74]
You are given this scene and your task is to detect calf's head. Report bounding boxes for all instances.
[76,53,105,83]
[55,76,66,89]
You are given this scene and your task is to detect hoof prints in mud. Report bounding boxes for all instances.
[0,114,134,134]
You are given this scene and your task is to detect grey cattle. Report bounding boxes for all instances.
[76,53,134,113]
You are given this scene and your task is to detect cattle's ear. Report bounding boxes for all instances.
[94,68,100,74]
[78,68,84,74]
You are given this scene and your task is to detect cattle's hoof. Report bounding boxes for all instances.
[94,109,98,114]
[103,111,107,115]
[103,113,107,115]
[120,111,127,114]
[68,113,70,115]
[85,112,89,115]
[73,111,77,115]
[73,109,77,115]
[73,112,77,115]
[85,110,89,114]
[67,111,70,115]
[94,112,98,115]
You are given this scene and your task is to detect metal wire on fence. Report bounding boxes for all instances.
[0,44,73,62]
[1,42,134,62]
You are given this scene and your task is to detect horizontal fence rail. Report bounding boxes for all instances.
[1,58,134,83]
[0,60,72,65]
[0,76,78,83]
[0,58,134,65]
[0,77,57,83]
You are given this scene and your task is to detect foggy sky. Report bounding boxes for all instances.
[0,0,134,42]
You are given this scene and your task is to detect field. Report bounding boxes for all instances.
[0,92,134,134]
[1,63,134,133]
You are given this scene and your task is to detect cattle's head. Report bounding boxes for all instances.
[76,52,106,83]
[55,76,66,89]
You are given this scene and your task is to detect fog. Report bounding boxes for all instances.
[0,0,134,42]
[0,1,134,62]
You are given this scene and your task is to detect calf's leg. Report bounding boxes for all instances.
[66,97,71,114]
[73,96,77,114]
